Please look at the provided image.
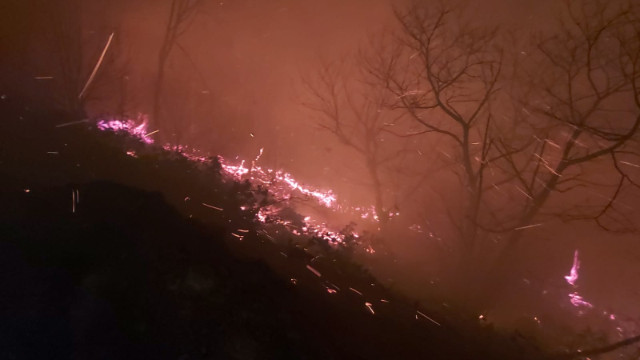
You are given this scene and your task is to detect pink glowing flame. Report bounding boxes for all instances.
[564,250,594,310]
[95,115,382,249]
[96,115,154,144]
[219,158,337,208]
[564,250,580,286]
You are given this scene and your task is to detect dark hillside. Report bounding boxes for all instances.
[0,181,332,359]
[0,96,551,359]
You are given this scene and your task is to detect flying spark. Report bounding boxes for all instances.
[514,223,543,231]
[364,302,375,314]
[202,203,223,211]
[306,265,321,277]
[619,161,640,168]
[416,310,440,326]
[349,287,363,296]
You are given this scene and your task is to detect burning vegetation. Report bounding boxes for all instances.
[3,0,640,358]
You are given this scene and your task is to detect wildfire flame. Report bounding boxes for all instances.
[564,249,593,310]
[564,250,580,287]
[96,114,154,144]
[95,116,634,345]
[94,116,380,248]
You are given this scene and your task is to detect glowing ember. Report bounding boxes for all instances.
[256,208,268,223]
[96,115,154,144]
[568,292,593,309]
[162,144,209,162]
[219,159,336,208]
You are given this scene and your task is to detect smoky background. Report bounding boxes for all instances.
[2,0,640,352]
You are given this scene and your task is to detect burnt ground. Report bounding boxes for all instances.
[0,96,552,359]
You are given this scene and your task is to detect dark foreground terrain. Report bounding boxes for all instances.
[0,97,551,359]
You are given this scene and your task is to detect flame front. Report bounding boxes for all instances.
[96,114,154,144]
[95,116,378,248]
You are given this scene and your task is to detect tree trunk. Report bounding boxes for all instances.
[152,52,167,131]
[367,160,387,226]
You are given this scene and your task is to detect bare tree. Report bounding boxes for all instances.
[363,1,508,266]
[152,0,204,134]
[356,0,640,300]
[302,59,414,226]
[26,0,86,116]
[487,1,640,259]
[15,0,130,118]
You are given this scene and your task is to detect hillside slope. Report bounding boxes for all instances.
[0,96,550,359]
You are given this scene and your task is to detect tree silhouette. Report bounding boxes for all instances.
[345,0,640,300]
[152,0,204,137]
[363,1,510,271]
[302,58,416,226]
